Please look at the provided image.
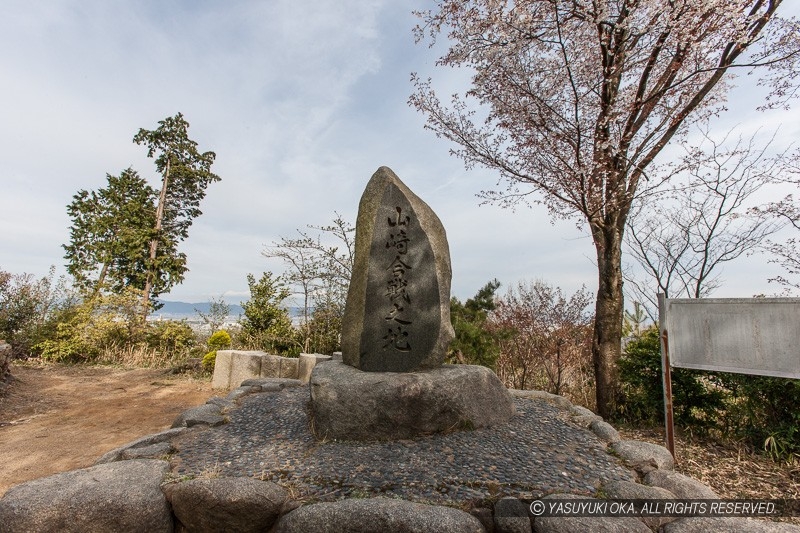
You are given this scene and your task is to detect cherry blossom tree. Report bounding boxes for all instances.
[410,0,800,417]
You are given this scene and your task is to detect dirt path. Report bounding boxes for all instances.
[0,362,214,497]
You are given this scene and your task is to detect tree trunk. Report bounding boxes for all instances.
[93,260,110,297]
[590,219,625,419]
[141,157,171,317]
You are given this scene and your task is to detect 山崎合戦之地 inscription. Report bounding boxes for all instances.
[383,206,413,352]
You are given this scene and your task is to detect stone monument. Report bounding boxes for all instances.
[310,166,515,441]
[341,166,454,372]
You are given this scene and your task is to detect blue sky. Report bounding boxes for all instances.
[1,1,798,308]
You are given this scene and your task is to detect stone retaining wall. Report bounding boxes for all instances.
[2,381,798,532]
[211,350,332,389]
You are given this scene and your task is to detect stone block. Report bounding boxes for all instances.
[273,497,485,533]
[298,353,333,383]
[509,389,573,409]
[171,403,225,428]
[95,428,186,465]
[0,460,172,532]
[260,354,282,378]
[279,357,299,379]
[211,349,234,389]
[229,351,265,387]
[644,470,719,499]
[663,517,800,532]
[310,361,515,441]
[164,478,288,533]
[611,440,675,472]
[602,480,677,529]
[590,419,621,443]
[494,496,531,533]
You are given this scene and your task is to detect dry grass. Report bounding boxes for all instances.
[618,426,800,525]
[96,343,184,368]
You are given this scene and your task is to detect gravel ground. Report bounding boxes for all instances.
[170,387,634,506]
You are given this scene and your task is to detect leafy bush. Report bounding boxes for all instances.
[449,280,503,370]
[238,272,299,356]
[240,272,291,336]
[617,326,800,461]
[0,267,76,358]
[35,288,196,366]
[304,302,342,355]
[146,320,195,355]
[716,373,800,461]
[207,330,232,351]
[236,320,300,357]
[491,280,594,407]
[202,351,217,373]
[616,327,725,433]
[201,330,232,374]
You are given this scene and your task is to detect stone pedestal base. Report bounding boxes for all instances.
[309,362,516,441]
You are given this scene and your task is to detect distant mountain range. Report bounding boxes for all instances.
[153,301,245,317]
[153,301,303,318]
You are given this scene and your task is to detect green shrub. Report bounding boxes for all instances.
[616,327,725,433]
[616,326,800,461]
[146,320,195,355]
[304,304,342,355]
[200,330,231,374]
[0,267,76,358]
[202,350,217,373]
[236,272,302,356]
[716,373,800,461]
[35,289,196,366]
[36,301,100,362]
[207,330,231,351]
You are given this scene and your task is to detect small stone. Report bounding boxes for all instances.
[570,405,597,418]
[611,440,675,471]
[508,389,573,409]
[94,427,185,465]
[172,403,225,428]
[120,441,173,460]
[643,470,718,499]
[470,507,494,533]
[206,396,236,410]
[226,386,259,401]
[590,420,620,443]
[602,480,677,529]
[663,517,800,532]
[534,494,650,533]
[494,496,530,533]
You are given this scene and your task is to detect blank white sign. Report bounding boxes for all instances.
[660,298,800,379]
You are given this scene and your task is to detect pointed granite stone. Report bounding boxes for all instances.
[342,166,454,372]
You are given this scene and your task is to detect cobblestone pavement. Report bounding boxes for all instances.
[170,388,634,506]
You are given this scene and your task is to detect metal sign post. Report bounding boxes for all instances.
[657,293,676,460]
